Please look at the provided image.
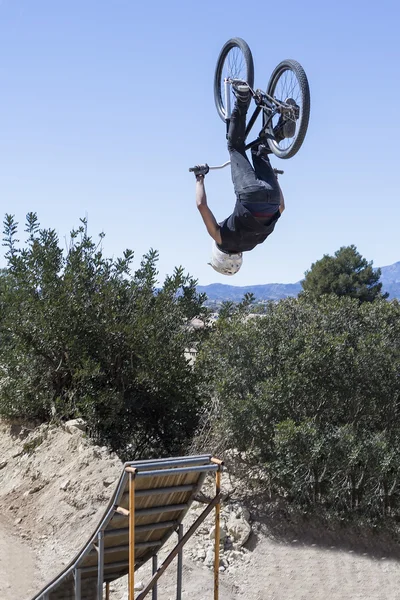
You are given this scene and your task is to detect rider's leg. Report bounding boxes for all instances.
[228,99,264,196]
[251,150,281,205]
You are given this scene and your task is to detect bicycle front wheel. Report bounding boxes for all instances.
[264,59,310,159]
[214,37,254,122]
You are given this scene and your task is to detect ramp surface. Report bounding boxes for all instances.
[32,454,217,600]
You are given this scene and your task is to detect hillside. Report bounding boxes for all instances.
[198,261,400,304]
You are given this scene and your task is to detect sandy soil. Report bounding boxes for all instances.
[0,514,37,600]
[1,421,400,600]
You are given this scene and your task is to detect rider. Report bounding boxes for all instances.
[195,84,296,275]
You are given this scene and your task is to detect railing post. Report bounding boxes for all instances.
[128,469,137,600]
[74,567,81,600]
[212,459,223,600]
[176,524,183,600]
[152,554,158,600]
[97,531,105,600]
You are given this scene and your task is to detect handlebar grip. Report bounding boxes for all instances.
[189,164,210,176]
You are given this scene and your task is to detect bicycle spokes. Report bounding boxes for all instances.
[214,39,310,159]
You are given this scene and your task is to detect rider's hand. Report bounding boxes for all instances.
[192,164,209,181]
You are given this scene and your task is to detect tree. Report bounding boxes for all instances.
[301,245,388,302]
[0,213,208,459]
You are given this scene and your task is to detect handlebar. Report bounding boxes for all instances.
[189,162,283,176]
[189,162,231,176]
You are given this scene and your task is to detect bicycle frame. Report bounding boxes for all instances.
[224,78,283,151]
[189,80,289,178]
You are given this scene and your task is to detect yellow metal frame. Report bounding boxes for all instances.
[127,467,137,600]
[212,458,223,600]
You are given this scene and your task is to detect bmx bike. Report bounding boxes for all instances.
[190,37,310,177]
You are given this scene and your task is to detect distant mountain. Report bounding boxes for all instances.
[197,261,400,304]
[379,261,400,298]
[197,282,301,303]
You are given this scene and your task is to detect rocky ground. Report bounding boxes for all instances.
[1,420,400,600]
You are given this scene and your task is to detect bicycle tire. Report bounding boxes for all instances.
[265,59,310,159]
[214,37,254,122]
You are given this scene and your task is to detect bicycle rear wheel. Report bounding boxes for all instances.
[214,38,254,122]
[264,59,310,159]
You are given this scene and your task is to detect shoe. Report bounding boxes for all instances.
[273,98,299,142]
[251,143,272,157]
[232,81,250,104]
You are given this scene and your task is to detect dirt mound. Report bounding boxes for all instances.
[0,420,122,598]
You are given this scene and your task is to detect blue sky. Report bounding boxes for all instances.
[0,0,399,285]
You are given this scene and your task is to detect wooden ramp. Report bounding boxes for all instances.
[32,455,223,600]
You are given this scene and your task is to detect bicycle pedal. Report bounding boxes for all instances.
[254,91,266,106]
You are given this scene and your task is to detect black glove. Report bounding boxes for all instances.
[189,164,210,178]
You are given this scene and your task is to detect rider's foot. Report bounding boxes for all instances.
[273,98,299,142]
[232,82,250,104]
[251,143,272,157]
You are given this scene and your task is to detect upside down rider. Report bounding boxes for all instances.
[195,83,298,276]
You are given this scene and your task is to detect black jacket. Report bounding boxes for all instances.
[218,200,281,254]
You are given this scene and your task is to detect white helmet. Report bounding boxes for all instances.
[209,241,243,276]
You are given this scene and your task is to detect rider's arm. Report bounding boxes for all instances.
[196,175,222,245]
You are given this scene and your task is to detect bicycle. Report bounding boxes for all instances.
[190,37,310,176]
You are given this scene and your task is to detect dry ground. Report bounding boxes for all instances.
[1,421,400,600]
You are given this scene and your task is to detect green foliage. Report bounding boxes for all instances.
[218,292,255,320]
[3,212,400,524]
[0,214,207,459]
[301,245,388,302]
[195,294,400,518]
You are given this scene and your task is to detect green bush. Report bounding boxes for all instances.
[0,213,207,459]
[195,294,400,518]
